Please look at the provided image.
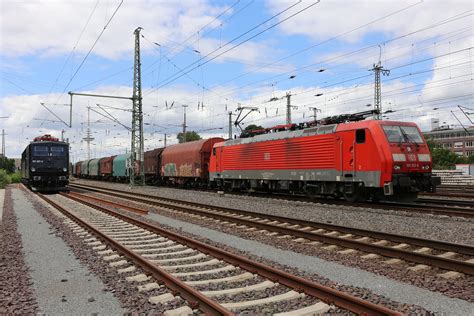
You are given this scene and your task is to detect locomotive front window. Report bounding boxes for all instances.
[383,125,424,144]
[400,126,423,143]
[32,146,49,156]
[51,146,66,156]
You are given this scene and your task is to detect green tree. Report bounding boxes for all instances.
[0,156,15,173]
[426,138,466,169]
[177,131,202,143]
[0,169,11,189]
[244,124,264,133]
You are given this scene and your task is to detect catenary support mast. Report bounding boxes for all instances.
[370,47,390,120]
[131,27,145,186]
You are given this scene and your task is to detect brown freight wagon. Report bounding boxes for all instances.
[161,138,224,185]
[74,161,82,177]
[144,148,164,184]
[99,156,115,180]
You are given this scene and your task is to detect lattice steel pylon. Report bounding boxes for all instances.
[130,27,145,186]
[370,61,390,120]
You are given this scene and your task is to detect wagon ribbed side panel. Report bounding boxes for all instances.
[88,159,100,176]
[144,148,164,176]
[80,160,90,176]
[99,156,115,176]
[113,154,131,178]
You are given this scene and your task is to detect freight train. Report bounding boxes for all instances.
[21,134,69,192]
[74,111,440,202]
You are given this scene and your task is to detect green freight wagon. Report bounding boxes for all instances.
[113,154,131,182]
[88,158,100,179]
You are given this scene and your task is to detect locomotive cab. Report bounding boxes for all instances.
[379,122,441,201]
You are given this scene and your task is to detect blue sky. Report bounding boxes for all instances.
[1,0,472,160]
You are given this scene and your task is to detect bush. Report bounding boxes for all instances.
[10,171,21,183]
[0,169,11,189]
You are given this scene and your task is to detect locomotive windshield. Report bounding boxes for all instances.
[32,145,49,156]
[383,125,424,144]
[51,146,67,156]
[32,144,68,157]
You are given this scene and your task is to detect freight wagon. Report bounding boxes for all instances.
[161,138,224,186]
[144,148,164,184]
[113,154,132,182]
[99,156,115,180]
[88,158,100,179]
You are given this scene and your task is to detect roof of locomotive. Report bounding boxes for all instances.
[217,119,420,147]
[28,140,69,146]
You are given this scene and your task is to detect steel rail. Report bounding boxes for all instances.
[70,183,474,256]
[70,182,474,218]
[60,191,402,315]
[67,191,149,215]
[422,192,474,199]
[416,197,474,207]
[37,193,233,316]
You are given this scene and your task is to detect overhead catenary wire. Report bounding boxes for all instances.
[46,0,100,102]
[216,0,425,87]
[204,10,473,102]
[144,0,319,94]
[164,0,242,57]
[58,0,124,97]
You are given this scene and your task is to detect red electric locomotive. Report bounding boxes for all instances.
[209,110,440,202]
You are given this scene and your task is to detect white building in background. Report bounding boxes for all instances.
[423,125,474,157]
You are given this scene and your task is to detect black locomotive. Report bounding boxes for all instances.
[21,134,69,191]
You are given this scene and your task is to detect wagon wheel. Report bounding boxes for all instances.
[343,190,360,203]
[343,183,363,202]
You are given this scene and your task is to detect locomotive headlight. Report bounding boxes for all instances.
[422,165,430,170]
[63,167,67,172]
[393,164,401,170]
[418,154,431,162]
[31,167,35,172]
[392,153,406,162]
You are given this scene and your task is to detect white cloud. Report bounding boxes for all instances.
[265,0,472,43]
[0,83,235,160]
[0,0,228,59]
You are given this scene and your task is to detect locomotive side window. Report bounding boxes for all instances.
[356,129,365,144]
[33,146,49,156]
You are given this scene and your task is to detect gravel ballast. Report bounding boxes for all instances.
[0,187,39,314]
[10,187,125,315]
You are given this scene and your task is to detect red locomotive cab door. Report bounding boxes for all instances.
[211,147,220,173]
[340,132,355,179]
[354,129,367,177]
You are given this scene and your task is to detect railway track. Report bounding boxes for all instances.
[420,185,474,199]
[71,181,474,218]
[416,197,474,208]
[36,191,402,315]
[69,183,474,278]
